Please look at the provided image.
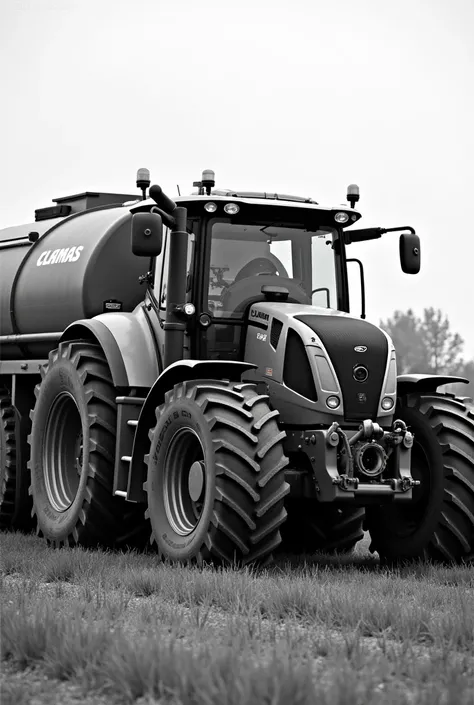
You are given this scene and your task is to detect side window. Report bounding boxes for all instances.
[159,227,195,311]
[159,229,170,310]
[310,231,337,308]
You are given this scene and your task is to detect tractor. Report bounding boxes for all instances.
[1,169,473,564]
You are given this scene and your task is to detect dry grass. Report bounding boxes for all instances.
[1,532,473,704]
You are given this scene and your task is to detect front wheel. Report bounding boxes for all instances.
[366,393,474,564]
[145,380,290,565]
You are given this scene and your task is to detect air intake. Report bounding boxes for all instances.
[283,329,317,401]
[270,319,283,349]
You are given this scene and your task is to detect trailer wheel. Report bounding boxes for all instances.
[278,501,364,556]
[0,391,18,529]
[0,390,33,531]
[366,393,474,564]
[144,380,290,565]
[29,341,143,548]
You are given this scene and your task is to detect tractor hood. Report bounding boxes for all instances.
[244,302,397,425]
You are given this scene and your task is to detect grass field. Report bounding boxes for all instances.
[1,532,473,704]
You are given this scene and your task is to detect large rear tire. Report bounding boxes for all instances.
[366,393,474,564]
[0,390,33,531]
[278,500,364,556]
[145,380,290,565]
[29,341,144,548]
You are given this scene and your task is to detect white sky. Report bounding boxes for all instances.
[1,0,473,359]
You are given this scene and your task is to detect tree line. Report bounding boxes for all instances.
[380,307,474,399]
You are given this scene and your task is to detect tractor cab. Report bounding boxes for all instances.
[131,170,419,368]
[192,207,345,362]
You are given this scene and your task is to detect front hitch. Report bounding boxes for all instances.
[286,419,419,502]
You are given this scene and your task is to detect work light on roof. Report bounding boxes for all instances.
[204,202,217,212]
[224,203,240,215]
[334,212,349,224]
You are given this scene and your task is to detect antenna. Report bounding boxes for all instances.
[177,185,181,196]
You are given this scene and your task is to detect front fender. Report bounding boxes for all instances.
[61,306,160,389]
[127,360,256,501]
[397,373,468,398]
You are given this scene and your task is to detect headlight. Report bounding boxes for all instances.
[381,396,394,411]
[326,395,340,409]
[204,202,217,212]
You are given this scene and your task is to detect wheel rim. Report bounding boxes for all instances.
[43,392,83,512]
[163,427,206,536]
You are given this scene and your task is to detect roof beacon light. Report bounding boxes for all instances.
[347,184,360,209]
[136,168,151,200]
[201,169,215,195]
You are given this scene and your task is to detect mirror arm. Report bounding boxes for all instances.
[345,225,416,244]
[382,226,416,236]
[346,258,366,320]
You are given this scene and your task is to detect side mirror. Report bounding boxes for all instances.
[131,212,163,257]
[399,232,420,274]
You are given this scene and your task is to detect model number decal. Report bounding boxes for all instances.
[37,245,84,266]
[257,332,267,341]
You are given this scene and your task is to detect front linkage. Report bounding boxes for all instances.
[285,418,419,502]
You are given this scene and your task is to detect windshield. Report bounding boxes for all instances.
[207,222,338,319]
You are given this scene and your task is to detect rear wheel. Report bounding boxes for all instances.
[0,389,33,531]
[145,380,290,565]
[366,393,474,564]
[278,500,364,555]
[29,341,144,548]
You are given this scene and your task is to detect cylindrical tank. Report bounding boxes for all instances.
[0,206,146,360]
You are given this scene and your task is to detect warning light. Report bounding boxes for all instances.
[201,169,215,195]
[347,184,360,209]
[136,168,151,200]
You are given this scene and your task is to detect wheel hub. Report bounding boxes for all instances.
[188,461,205,502]
[163,427,206,536]
[43,392,83,512]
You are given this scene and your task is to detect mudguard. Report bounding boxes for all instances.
[127,359,257,501]
[60,306,160,389]
[397,374,468,398]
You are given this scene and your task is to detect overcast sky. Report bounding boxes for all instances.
[2,0,473,358]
